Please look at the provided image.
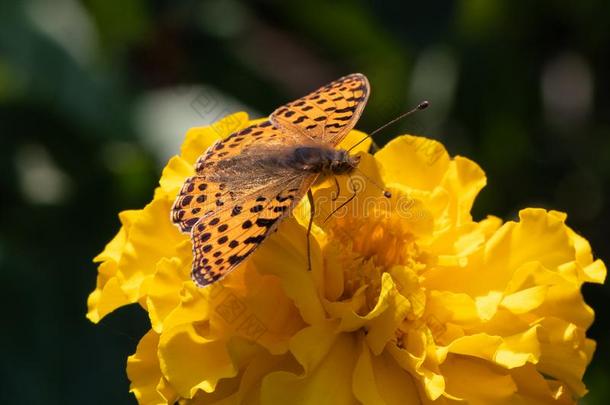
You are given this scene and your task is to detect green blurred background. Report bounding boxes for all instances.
[1,0,608,403]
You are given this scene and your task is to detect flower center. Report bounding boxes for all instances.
[328,215,427,315]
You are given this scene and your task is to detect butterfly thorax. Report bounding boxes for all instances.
[287,146,360,175]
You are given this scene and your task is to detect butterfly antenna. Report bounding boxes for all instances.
[347,100,430,153]
[352,167,392,198]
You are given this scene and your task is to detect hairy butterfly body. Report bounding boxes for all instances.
[171,73,369,286]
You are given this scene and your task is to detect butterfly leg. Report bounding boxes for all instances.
[324,178,358,223]
[330,176,341,202]
[306,189,315,272]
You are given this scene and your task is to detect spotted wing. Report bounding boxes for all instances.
[172,177,234,232]
[173,120,291,233]
[172,120,317,286]
[189,175,316,286]
[194,120,285,175]
[270,73,369,146]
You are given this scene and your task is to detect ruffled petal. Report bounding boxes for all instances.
[116,198,188,302]
[146,257,191,332]
[158,323,237,398]
[127,330,178,405]
[441,355,517,404]
[86,261,130,323]
[205,261,306,355]
[353,341,420,405]
[376,135,450,191]
[260,333,358,405]
[251,217,327,327]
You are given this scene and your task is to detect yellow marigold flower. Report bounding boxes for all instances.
[87,112,606,404]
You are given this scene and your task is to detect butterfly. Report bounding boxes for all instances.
[171,73,370,287]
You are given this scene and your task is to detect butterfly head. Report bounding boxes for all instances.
[329,149,360,175]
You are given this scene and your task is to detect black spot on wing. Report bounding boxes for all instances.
[256,217,278,229]
[244,235,265,244]
[181,195,193,206]
[185,218,199,228]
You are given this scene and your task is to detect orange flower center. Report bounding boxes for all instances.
[327,215,428,317]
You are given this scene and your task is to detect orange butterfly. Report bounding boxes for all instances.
[171,73,370,286]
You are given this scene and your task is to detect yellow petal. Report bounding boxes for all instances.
[581,259,607,284]
[420,219,502,294]
[117,198,188,302]
[206,261,306,355]
[442,333,503,363]
[205,350,299,405]
[146,257,190,332]
[321,273,411,355]
[320,239,347,302]
[479,209,575,295]
[495,326,541,368]
[493,208,573,268]
[184,337,295,404]
[93,226,128,263]
[425,291,480,326]
[159,323,236,398]
[288,321,340,373]
[260,333,358,405]
[158,155,194,199]
[501,285,548,314]
[510,363,575,404]
[504,262,566,295]
[160,281,211,332]
[441,355,517,404]
[127,330,178,405]
[86,261,130,323]
[387,336,446,401]
[353,340,420,405]
[88,212,139,322]
[475,291,503,321]
[352,340,385,404]
[251,216,327,326]
[439,156,487,225]
[536,283,595,329]
[364,273,413,354]
[376,135,450,191]
[537,317,591,397]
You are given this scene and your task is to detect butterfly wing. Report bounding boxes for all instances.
[173,120,290,233]
[172,120,317,286]
[189,174,316,286]
[194,120,285,175]
[270,73,370,146]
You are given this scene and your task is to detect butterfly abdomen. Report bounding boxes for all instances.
[283,146,359,175]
